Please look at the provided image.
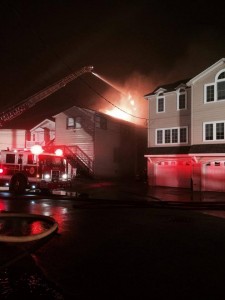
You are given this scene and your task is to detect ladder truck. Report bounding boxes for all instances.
[0,66,93,193]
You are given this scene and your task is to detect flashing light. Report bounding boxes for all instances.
[55,149,63,156]
[62,173,68,180]
[44,174,51,179]
[31,145,43,155]
[0,168,3,174]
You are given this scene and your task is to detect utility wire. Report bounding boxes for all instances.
[78,77,148,120]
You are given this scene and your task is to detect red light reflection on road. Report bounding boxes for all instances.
[30,204,67,234]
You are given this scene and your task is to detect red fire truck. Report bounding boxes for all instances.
[0,146,71,194]
[0,65,94,193]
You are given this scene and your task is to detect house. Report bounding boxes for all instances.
[49,106,146,179]
[0,119,55,151]
[144,58,225,192]
[0,103,146,180]
[0,129,26,151]
[26,118,55,149]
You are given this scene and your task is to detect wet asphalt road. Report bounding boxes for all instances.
[1,188,225,299]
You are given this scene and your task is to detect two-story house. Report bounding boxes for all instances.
[144,58,225,192]
[48,106,146,179]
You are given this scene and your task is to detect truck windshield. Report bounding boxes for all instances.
[39,155,64,166]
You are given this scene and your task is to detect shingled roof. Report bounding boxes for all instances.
[144,78,191,98]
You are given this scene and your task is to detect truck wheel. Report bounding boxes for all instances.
[9,174,27,194]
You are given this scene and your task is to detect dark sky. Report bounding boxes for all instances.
[0,0,225,128]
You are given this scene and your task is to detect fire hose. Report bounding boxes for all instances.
[0,213,58,243]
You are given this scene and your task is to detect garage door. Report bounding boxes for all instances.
[202,161,225,192]
[155,160,192,188]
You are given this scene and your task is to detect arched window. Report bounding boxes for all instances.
[157,92,165,113]
[216,70,225,100]
[205,69,225,102]
[177,88,187,110]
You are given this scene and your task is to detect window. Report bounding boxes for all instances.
[165,129,171,143]
[205,123,213,140]
[95,115,107,129]
[180,128,187,143]
[177,88,187,110]
[67,117,82,129]
[157,130,163,144]
[6,154,15,163]
[204,121,225,141]
[156,127,188,145]
[205,70,225,103]
[157,93,165,113]
[67,117,75,129]
[172,129,178,143]
[206,85,214,102]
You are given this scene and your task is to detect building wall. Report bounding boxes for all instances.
[54,107,147,179]
[94,120,120,178]
[145,58,225,192]
[0,129,26,150]
[148,88,191,147]
[192,63,225,145]
[54,111,94,160]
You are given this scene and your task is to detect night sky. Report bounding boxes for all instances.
[0,0,225,128]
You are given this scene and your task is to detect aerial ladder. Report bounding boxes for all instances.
[0,65,94,127]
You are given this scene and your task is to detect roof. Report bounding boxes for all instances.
[144,58,225,98]
[57,105,145,128]
[144,78,191,98]
[187,58,225,86]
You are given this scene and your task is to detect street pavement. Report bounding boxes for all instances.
[69,178,225,208]
[1,179,225,299]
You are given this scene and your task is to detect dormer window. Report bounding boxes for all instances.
[177,88,187,110]
[204,70,225,103]
[157,93,165,113]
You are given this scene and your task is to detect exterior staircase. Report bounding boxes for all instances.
[45,144,94,178]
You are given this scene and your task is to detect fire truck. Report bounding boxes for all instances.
[0,65,94,193]
[0,146,71,194]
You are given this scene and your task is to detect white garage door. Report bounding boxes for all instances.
[202,161,225,192]
[155,160,192,188]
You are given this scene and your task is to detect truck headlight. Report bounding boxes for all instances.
[44,174,50,179]
[62,173,68,179]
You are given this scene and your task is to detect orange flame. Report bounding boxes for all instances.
[105,93,138,122]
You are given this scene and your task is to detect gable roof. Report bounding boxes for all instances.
[187,58,225,86]
[144,58,225,99]
[144,78,191,98]
[30,118,55,131]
